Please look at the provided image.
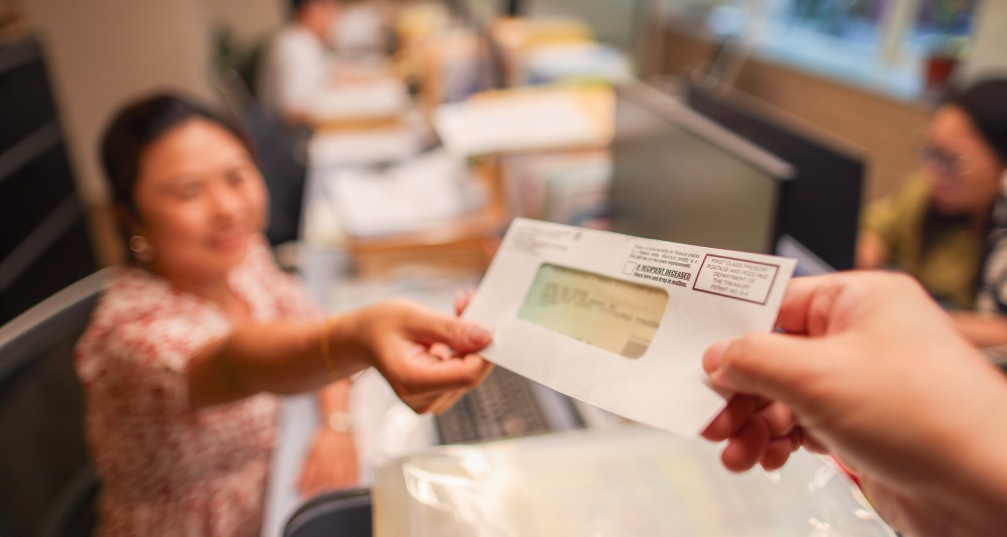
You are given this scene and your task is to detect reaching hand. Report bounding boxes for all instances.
[337,299,494,414]
[701,272,1007,537]
[424,288,493,415]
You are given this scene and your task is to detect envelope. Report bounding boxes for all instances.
[463,218,796,436]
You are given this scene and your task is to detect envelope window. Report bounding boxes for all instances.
[517,263,668,359]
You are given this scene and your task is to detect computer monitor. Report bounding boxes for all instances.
[610,82,794,254]
[686,85,865,270]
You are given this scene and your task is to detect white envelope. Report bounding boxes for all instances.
[463,218,796,436]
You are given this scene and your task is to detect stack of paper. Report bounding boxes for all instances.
[309,77,410,121]
[433,90,609,156]
[322,149,487,237]
[499,150,612,224]
[522,42,633,85]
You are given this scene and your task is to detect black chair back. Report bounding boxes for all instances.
[0,269,108,537]
[283,488,373,537]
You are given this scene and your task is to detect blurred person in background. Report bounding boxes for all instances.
[258,0,342,123]
[857,78,1007,314]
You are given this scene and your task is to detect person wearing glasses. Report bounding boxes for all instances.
[857,78,1007,313]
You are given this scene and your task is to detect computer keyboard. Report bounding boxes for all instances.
[435,367,554,444]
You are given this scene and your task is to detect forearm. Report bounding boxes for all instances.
[924,405,1007,536]
[884,360,1007,537]
[188,313,371,409]
[188,299,493,413]
[943,367,1007,536]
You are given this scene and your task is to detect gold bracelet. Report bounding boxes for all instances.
[319,316,341,381]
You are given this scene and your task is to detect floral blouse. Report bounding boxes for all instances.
[76,237,321,537]
[977,181,1007,315]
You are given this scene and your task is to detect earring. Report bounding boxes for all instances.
[129,235,153,263]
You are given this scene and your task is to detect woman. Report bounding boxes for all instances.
[857,78,1007,311]
[75,94,492,536]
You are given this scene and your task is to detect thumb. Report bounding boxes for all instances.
[704,332,823,411]
[407,310,494,353]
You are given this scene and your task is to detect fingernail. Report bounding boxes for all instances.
[466,323,493,344]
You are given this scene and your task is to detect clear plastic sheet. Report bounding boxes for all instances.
[374,425,895,537]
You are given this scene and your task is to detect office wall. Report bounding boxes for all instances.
[21,0,215,206]
[650,0,1007,202]
[204,0,284,43]
[20,0,216,265]
[960,0,1007,82]
[653,23,929,203]
[731,60,929,202]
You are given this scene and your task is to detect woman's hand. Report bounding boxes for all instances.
[297,427,359,498]
[423,289,493,414]
[333,299,494,414]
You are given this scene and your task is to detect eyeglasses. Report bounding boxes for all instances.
[912,129,974,180]
[919,145,974,179]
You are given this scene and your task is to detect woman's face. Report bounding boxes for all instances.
[133,119,267,284]
[924,105,1004,216]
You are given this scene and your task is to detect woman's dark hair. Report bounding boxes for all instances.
[100,93,256,236]
[944,78,1007,163]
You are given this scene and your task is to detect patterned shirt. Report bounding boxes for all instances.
[977,182,1007,315]
[76,237,321,537]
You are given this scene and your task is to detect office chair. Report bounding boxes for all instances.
[0,268,109,537]
[212,66,311,249]
[283,488,373,537]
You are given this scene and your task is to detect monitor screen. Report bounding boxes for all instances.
[610,83,793,254]
[687,85,865,270]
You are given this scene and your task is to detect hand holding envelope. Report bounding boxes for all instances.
[463,218,796,436]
